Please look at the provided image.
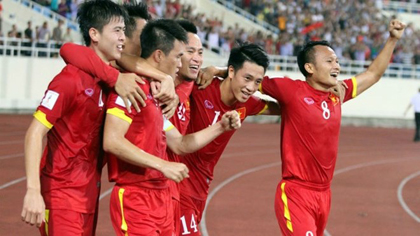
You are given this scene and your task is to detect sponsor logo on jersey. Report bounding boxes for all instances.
[303,97,315,105]
[235,107,246,120]
[204,100,214,109]
[85,88,94,97]
[41,90,59,110]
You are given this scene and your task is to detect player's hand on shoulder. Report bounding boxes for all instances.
[21,188,45,228]
[152,75,176,103]
[115,73,146,113]
[221,110,241,131]
[197,66,218,89]
[162,94,179,119]
[160,161,189,183]
[389,19,406,40]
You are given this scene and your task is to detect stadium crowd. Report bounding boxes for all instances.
[1,0,420,65]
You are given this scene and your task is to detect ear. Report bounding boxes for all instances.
[227,65,235,80]
[304,63,314,74]
[152,50,164,63]
[89,28,100,44]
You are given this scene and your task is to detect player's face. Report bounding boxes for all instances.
[129,18,147,55]
[95,17,125,63]
[158,40,185,79]
[229,61,265,103]
[179,33,203,81]
[310,45,341,88]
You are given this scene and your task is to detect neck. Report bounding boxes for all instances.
[220,77,237,106]
[306,76,332,92]
[89,44,110,64]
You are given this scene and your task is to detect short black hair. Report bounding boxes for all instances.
[297,40,333,77]
[227,42,269,73]
[123,1,151,38]
[176,19,197,34]
[77,0,129,46]
[140,19,188,59]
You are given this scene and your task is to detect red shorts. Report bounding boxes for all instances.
[274,180,331,236]
[178,194,206,236]
[169,181,181,235]
[39,209,97,236]
[110,185,173,236]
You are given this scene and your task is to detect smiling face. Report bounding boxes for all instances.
[92,17,126,63]
[179,32,203,81]
[158,39,186,79]
[228,61,265,103]
[306,45,341,90]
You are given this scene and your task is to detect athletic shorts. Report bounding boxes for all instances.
[274,180,331,236]
[110,185,173,236]
[178,194,206,236]
[169,181,181,236]
[39,209,97,236]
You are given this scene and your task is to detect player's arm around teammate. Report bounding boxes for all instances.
[60,43,177,115]
[103,110,240,183]
[166,110,241,156]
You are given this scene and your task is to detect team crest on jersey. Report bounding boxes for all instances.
[303,97,315,105]
[329,94,339,106]
[85,88,94,97]
[204,100,214,109]
[235,107,246,120]
[41,90,59,110]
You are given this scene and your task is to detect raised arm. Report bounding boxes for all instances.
[21,119,49,228]
[60,43,146,112]
[166,110,241,156]
[103,114,189,183]
[354,20,405,96]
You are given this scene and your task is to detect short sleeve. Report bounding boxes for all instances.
[35,68,78,127]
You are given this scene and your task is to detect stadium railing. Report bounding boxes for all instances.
[0,37,61,58]
[382,1,420,14]
[1,37,419,80]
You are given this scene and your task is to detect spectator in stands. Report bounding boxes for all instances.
[8,24,18,38]
[23,21,34,56]
[404,88,420,142]
[69,0,78,21]
[57,0,69,17]
[62,26,73,43]
[52,19,64,57]
[37,21,51,57]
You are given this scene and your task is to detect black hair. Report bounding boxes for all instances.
[176,19,198,34]
[77,0,129,46]
[297,40,333,77]
[123,1,151,38]
[140,19,188,59]
[227,42,269,73]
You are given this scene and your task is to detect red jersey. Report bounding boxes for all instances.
[260,76,355,187]
[179,78,267,200]
[36,65,106,214]
[60,43,119,87]
[167,80,194,202]
[106,80,170,189]
[167,80,194,161]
